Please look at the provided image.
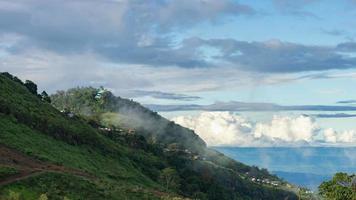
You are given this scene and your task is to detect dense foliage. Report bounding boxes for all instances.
[0,73,298,199]
[319,173,356,200]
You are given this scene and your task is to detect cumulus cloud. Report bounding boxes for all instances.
[254,115,318,142]
[172,112,258,146]
[323,128,356,143]
[172,112,356,147]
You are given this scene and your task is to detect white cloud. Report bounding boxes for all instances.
[254,115,319,142]
[172,112,356,147]
[323,128,356,143]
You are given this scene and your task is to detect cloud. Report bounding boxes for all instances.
[272,0,320,19]
[323,128,356,143]
[127,90,201,101]
[1,47,268,97]
[181,37,356,73]
[336,100,356,104]
[146,101,356,112]
[2,0,356,98]
[309,113,356,118]
[0,0,254,69]
[254,115,319,143]
[321,28,347,36]
[0,48,154,93]
[336,42,356,52]
[172,112,356,147]
[1,0,356,74]
[173,112,260,146]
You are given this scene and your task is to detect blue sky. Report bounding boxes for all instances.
[1,0,356,107]
[182,0,355,45]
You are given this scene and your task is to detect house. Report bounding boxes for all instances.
[193,155,200,160]
[271,181,279,186]
[128,129,135,134]
[95,88,107,99]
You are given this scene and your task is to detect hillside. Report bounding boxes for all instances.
[0,72,298,200]
[51,87,206,154]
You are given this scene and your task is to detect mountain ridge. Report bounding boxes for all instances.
[0,72,298,199]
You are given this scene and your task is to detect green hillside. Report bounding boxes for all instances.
[51,87,206,154]
[0,72,298,200]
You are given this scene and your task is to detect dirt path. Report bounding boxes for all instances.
[0,170,43,187]
[0,144,93,187]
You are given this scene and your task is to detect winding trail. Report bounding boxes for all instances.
[0,144,93,187]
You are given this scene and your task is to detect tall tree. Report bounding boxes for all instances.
[159,167,180,191]
[41,91,51,103]
[24,80,38,95]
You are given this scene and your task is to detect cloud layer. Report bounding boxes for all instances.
[2,0,356,110]
[147,101,356,112]
[172,112,356,147]
[1,0,356,75]
[0,0,253,69]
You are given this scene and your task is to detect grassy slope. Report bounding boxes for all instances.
[0,74,173,199]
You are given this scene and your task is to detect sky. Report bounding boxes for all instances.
[1,0,356,146]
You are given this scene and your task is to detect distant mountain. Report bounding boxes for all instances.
[0,72,298,200]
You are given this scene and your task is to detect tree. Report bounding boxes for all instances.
[160,167,180,191]
[41,91,51,103]
[319,172,355,200]
[38,194,48,200]
[24,80,38,95]
[7,190,20,200]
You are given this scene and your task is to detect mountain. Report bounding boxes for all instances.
[50,87,206,154]
[0,72,298,200]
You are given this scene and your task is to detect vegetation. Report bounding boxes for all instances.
[50,87,206,153]
[160,168,180,191]
[319,172,356,200]
[0,167,18,179]
[0,72,298,199]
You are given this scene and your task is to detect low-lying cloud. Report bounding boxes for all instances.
[172,112,356,147]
